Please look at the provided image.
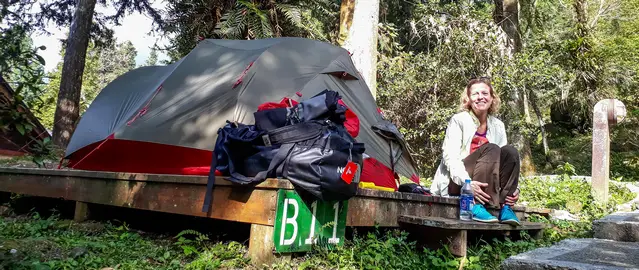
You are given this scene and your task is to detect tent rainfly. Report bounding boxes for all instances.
[64,37,420,183]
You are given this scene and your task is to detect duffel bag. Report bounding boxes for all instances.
[212,121,278,179]
[202,120,364,212]
[277,123,364,202]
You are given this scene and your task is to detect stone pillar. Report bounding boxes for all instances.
[592,99,626,204]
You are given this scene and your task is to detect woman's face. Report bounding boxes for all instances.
[468,83,493,114]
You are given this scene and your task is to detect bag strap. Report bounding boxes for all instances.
[229,142,295,184]
[265,121,325,145]
[202,151,218,213]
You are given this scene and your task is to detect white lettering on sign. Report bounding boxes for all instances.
[337,167,344,174]
[304,201,318,245]
[329,202,340,244]
[279,198,299,246]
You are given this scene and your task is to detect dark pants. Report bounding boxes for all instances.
[448,143,520,207]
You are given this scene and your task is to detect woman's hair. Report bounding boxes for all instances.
[459,77,501,115]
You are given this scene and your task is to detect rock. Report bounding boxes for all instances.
[0,206,9,216]
[501,238,639,270]
[69,247,88,258]
[615,182,639,212]
[550,210,580,221]
[593,211,639,242]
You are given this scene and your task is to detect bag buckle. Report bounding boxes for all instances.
[262,134,272,147]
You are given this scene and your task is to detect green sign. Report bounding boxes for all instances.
[273,189,348,252]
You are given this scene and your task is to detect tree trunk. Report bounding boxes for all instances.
[523,86,531,123]
[52,0,97,148]
[338,0,379,99]
[529,89,549,160]
[493,0,522,53]
[494,0,535,175]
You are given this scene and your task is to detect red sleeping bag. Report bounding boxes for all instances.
[360,155,399,191]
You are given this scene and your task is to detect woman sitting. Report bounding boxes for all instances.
[430,77,521,225]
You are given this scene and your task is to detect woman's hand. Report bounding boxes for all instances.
[505,188,520,206]
[470,181,491,204]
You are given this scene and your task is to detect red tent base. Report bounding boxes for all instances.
[67,139,404,185]
[67,138,214,175]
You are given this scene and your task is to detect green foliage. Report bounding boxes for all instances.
[36,39,138,130]
[0,22,47,138]
[28,137,61,168]
[144,48,159,66]
[184,242,249,270]
[160,0,339,60]
[0,212,248,270]
[174,229,210,256]
[376,1,510,176]
[268,228,552,270]
[467,233,548,270]
[374,0,639,178]
[519,173,635,221]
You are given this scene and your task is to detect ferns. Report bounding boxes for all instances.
[175,229,210,256]
[277,4,302,26]
[215,8,247,39]
[213,0,339,41]
[176,229,210,242]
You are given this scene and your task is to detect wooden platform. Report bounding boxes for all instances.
[398,215,548,257]
[0,167,537,263]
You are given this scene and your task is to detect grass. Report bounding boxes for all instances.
[0,212,250,270]
[0,210,591,270]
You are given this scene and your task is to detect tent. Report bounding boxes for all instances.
[64,37,420,183]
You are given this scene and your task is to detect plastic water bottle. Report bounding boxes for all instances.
[459,179,474,221]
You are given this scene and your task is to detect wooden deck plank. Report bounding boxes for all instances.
[398,215,547,230]
[0,171,278,225]
[0,167,293,189]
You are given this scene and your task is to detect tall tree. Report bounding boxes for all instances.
[492,0,539,174]
[38,39,138,130]
[52,0,98,147]
[493,0,522,53]
[46,0,163,148]
[338,0,380,98]
[145,48,159,66]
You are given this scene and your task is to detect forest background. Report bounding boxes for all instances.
[1,0,638,183]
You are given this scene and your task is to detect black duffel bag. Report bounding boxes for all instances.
[275,121,365,202]
[202,120,365,212]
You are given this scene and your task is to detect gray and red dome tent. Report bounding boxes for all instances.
[64,37,420,185]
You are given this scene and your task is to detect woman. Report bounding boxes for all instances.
[430,77,521,225]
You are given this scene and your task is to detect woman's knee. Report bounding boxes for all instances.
[483,143,501,152]
[500,145,520,159]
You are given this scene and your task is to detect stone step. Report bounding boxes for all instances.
[593,211,639,242]
[501,238,639,270]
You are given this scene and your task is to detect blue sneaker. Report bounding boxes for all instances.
[499,205,521,226]
[472,204,498,223]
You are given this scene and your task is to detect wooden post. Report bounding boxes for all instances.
[74,201,90,222]
[530,229,544,240]
[447,230,467,257]
[248,223,276,265]
[592,99,626,204]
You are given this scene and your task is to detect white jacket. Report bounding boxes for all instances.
[430,111,508,196]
